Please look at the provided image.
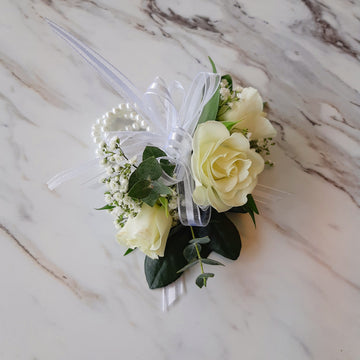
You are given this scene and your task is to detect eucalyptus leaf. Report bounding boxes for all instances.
[177,259,199,273]
[196,275,205,288]
[201,258,224,266]
[142,146,166,161]
[151,180,172,196]
[189,236,211,245]
[128,157,162,189]
[128,179,152,199]
[144,224,192,289]
[160,159,175,177]
[141,189,160,207]
[195,272,215,288]
[198,272,215,279]
[183,244,198,262]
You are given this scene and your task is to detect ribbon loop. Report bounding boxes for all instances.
[47,20,220,227]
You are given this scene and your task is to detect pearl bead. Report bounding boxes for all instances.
[132,122,139,130]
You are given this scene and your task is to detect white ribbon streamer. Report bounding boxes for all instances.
[162,277,185,312]
[47,20,221,311]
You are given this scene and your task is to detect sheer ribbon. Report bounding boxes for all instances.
[46,19,220,227]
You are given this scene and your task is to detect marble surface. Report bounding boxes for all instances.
[1,0,359,359]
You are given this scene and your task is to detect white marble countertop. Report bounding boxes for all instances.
[1,1,359,359]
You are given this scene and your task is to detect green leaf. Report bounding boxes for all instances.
[221,74,233,91]
[151,180,172,196]
[95,205,115,210]
[142,146,166,161]
[177,259,199,273]
[221,121,237,131]
[183,244,200,262]
[140,181,172,207]
[195,273,214,288]
[124,248,135,256]
[141,190,160,207]
[198,57,220,124]
[144,224,192,289]
[128,157,162,189]
[158,197,169,217]
[198,272,215,278]
[128,179,152,199]
[196,275,205,288]
[228,194,258,226]
[246,194,259,214]
[194,210,241,260]
[198,87,220,124]
[208,56,217,73]
[201,258,224,266]
[160,159,175,177]
[189,236,210,245]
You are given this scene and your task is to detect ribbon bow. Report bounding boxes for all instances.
[47,20,220,226]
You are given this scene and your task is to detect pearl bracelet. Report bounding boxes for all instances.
[91,103,150,147]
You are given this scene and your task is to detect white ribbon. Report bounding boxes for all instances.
[46,19,221,227]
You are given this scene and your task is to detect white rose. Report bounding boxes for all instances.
[222,87,276,140]
[116,204,172,259]
[191,121,264,212]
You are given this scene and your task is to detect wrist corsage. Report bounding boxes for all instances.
[47,20,276,296]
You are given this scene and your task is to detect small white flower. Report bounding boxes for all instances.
[234,85,243,92]
[113,192,122,202]
[114,154,124,164]
[220,87,231,100]
[114,220,122,229]
[129,156,137,165]
[107,166,116,175]
[220,79,228,87]
[110,180,120,192]
[104,194,113,204]
[109,137,118,151]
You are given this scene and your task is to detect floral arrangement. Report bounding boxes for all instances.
[47,21,276,291]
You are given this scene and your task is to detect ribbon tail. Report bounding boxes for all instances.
[176,161,211,227]
[162,277,185,312]
[46,158,100,190]
[46,19,151,122]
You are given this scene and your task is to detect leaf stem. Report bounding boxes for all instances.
[190,226,207,287]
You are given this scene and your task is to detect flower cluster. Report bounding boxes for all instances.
[97,137,142,229]
[190,78,277,212]
[95,65,277,289]
[46,21,278,293]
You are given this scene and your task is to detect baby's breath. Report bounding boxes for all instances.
[98,137,142,227]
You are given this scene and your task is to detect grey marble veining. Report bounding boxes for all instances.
[0,1,359,359]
